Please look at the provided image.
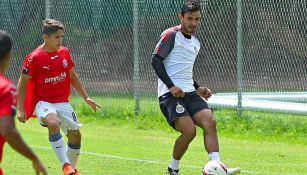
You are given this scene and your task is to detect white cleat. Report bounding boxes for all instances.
[227,167,241,175]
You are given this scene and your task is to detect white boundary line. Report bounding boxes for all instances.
[30,145,301,175]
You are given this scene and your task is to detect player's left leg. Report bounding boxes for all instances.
[192,109,220,160]
[54,102,81,174]
[67,130,81,170]
[191,102,241,174]
[185,92,220,160]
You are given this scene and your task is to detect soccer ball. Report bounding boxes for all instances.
[202,160,227,175]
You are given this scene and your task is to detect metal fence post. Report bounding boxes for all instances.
[236,0,243,117]
[133,0,140,114]
[45,0,51,19]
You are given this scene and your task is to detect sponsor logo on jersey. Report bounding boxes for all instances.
[44,72,67,84]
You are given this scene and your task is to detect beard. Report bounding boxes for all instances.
[182,25,197,34]
[188,25,198,33]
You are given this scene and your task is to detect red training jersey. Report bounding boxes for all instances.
[0,72,17,174]
[21,46,74,119]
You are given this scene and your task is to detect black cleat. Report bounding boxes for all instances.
[166,167,179,175]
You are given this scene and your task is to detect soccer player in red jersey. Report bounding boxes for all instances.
[0,30,47,175]
[17,19,100,175]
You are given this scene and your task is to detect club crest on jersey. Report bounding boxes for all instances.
[176,102,185,113]
[44,108,49,112]
[63,59,68,68]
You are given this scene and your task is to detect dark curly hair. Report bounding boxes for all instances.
[181,0,201,15]
[0,30,12,61]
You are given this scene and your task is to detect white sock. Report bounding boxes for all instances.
[209,152,221,161]
[169,156,180,170]
[66,143,81,169]
[49,133,69,167]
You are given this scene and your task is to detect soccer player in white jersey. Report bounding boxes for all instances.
[151,1,241,175]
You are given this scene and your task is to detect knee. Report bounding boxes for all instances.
[182,126,196,140]
[72,130,81,141]
[68,130,82,143]
[200,111,216,131]
[75,131,81,140]
[46,120,60,132]
[201,117,217,133]
[207,117,217,128]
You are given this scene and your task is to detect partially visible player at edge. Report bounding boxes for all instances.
[17,19,100,175]
[0,30,48,175]
[151,1,241,175]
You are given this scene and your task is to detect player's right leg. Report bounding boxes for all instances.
[173,117,196,161]
[166,117,196,175]
[159,93,195,175]
[35,101,74,175]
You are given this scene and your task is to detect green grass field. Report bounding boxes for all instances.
[2,97,307,174]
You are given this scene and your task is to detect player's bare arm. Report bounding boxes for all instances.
[0,115,48,175]
[17,73,31,123]
[69,69,101,112]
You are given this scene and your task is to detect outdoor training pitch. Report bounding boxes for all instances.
[2,118,306,174]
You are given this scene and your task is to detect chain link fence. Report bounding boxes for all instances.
[1,0,306,114]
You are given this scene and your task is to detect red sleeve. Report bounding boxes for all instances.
[0,86,17,117]
[66,48,74,70]
[21,55,36,77]
[153,29,177,58]
[24,80,35,119]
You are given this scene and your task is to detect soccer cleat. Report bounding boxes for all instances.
[62,163,75,175]
[166,167,179,175]
[74,169,81,175]
[227,167,241,175]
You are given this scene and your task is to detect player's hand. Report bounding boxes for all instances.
[17,109,27,123]
[32,159,48,175]
[169,86,185,98]
[84,97,101,112]
[197,87,212,100]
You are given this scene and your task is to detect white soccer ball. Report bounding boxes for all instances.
[202,160,227,175]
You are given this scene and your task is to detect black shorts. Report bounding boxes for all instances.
[159,91,210,128]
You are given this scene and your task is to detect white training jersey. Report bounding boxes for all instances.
[153,25,201,97]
